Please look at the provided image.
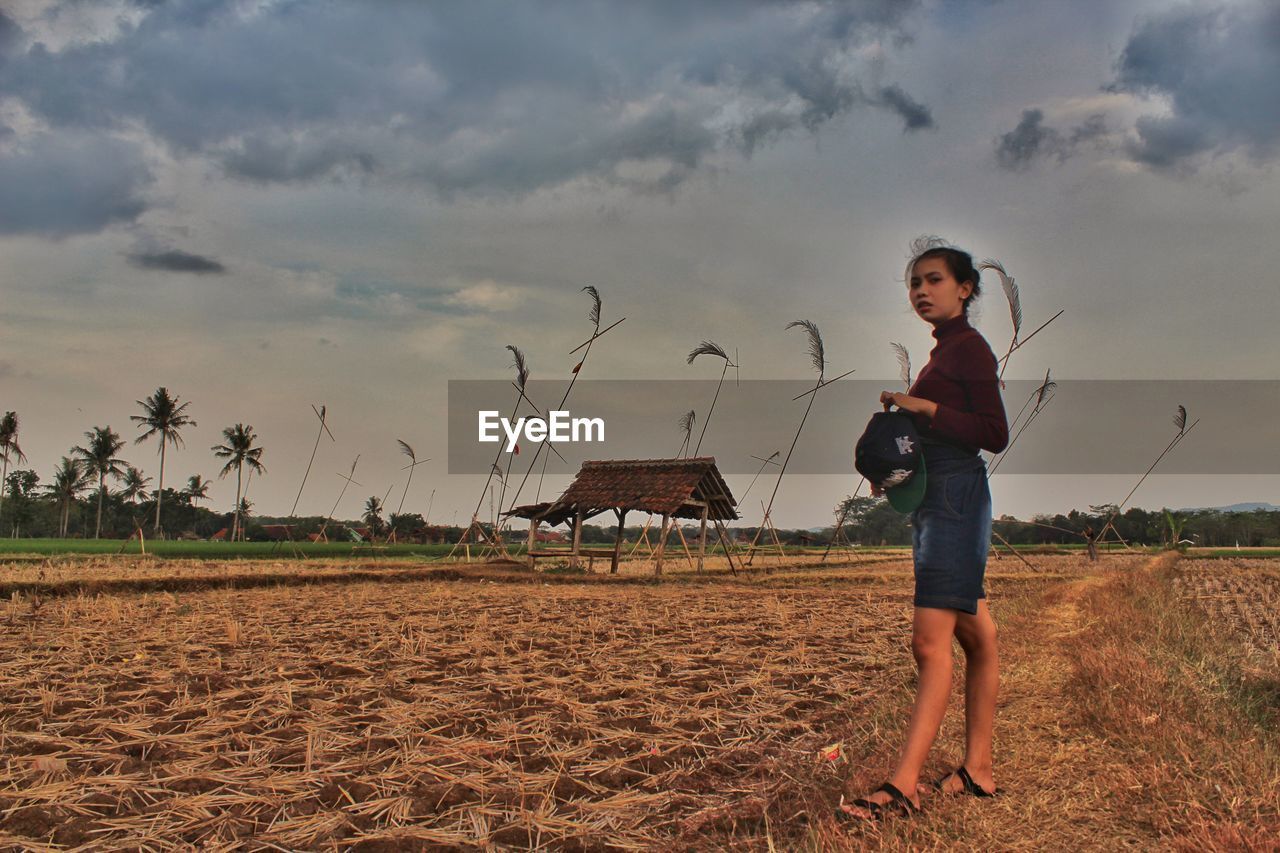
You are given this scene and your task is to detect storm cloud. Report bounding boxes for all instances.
[995,109,1106,170]
[0,0,932,227]
[996,1,1280,174]
[0,133,151,237]
[1108,1,1280,170]
[127,249,227,274]
[874,84,934,132]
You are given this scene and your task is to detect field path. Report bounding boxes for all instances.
[912,576,1147,847]
[807,551,1280,851]
[806,559,1178,850]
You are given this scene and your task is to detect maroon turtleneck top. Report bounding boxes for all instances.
[905,313,1009,455]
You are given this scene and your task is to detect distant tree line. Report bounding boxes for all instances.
[6,397,1277,546]
[824,495,1280,548]
[1,391,265,541]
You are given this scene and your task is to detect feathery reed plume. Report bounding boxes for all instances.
[687,340,736,455]
[686,340,729,364]
[786,320,825,377]
[891,342,912,390]
[978,258,1021,386]
[507,345,530,390]
[980,259,1022,338]
[1035,367,1056,412]
[678,410,696,457]
[582,285,601,329]
[1174,404,1187,434]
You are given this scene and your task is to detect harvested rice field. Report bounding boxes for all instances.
[1,571,918,849]
[1,552,1275,849]
[1177,559,1280,670]
[0,549,919,589]
[1,549,1135,595]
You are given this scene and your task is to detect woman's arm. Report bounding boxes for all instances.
[932,336,1008,453]
[880,338,1009,454]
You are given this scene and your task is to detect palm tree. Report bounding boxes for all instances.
[0,412,27,524]
[120,466,152,504]
[47,456,91,537]
[363,495,386,538]
[185,473,210,507]
[74,426,128,539]
[212,424,264,543]
[131,387,196,535]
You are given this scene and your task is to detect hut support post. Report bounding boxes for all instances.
[611,508,626,575]
[697,503,708,573]
[526,519,537,570]
[570,508,584,570]
[655,512,671,576]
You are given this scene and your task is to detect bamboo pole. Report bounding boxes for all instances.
[527,519,537,570]
[822,489,859,562]
[627,515,655,557]
[505,292,624,516]
[713,518,739,576]
[697,504,708,573]
[290,404,334,518]
[750,320,836,566]
[1096,416,1201,542]
[654,512,671,576]
[449,345,531,560]
[611,508,626,574]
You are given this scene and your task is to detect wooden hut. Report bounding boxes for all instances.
[507,457,738,575]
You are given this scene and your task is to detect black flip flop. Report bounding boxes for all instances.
[931,766,996,798]
[836,781,920,821]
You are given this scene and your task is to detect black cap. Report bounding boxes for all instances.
[854,410,927,513]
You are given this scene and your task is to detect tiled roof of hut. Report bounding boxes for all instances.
[529,457,738,526]
[504,501,555,520]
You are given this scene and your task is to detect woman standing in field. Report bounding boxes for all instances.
[840,238,1010,819]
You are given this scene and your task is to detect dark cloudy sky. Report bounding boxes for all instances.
[2,0,1278,527]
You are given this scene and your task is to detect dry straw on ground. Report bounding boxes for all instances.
[1,551,1271,850]
[2,567,921,848]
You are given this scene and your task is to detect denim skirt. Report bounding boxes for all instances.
[909,442,993,615]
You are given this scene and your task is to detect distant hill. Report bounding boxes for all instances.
[1176,502,1280,513]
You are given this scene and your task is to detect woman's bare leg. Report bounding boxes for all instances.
[841,606,956,816]
[947,599,998,793]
